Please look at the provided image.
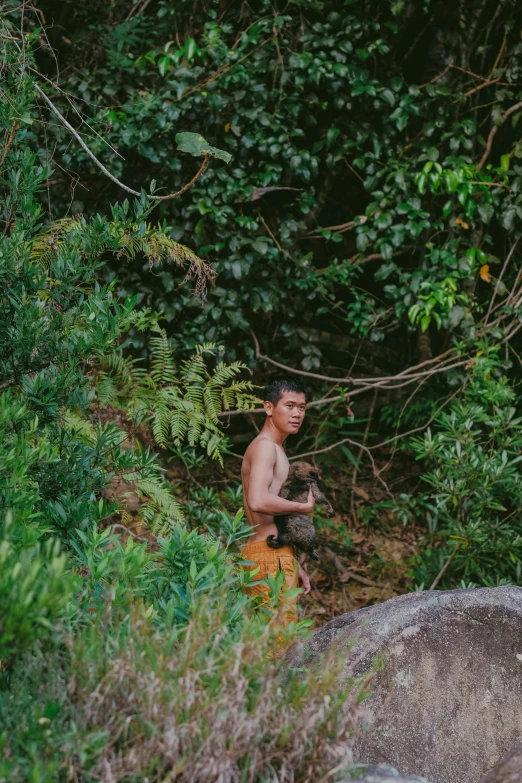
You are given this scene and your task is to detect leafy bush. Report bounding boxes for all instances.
[409,348,522,589]
[0,515,75,666]
[0,35,362,783]
[0,32,257,544]
[23,0,522,376]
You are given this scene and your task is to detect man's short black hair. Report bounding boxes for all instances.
[263,379,308,405]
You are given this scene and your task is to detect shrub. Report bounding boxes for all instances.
[0,515,75,666]
[0,28,361,783]
[409,348,522,589]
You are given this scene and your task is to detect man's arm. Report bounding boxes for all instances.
[247,440,315,515]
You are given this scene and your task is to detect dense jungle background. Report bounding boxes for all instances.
[3,0,522,780]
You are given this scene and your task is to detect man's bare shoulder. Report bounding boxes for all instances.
[244,435,278,463]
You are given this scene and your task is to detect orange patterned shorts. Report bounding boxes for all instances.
[242,540,299,626]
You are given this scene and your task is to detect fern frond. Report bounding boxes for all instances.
[96,376,118,406]
[181,353,207,384]
[203,385,221,422]
[116,224,215,296]
[170,411,190,443]
[195,342,221,356]
[136,477,184,532]
[211,361,247,386]
[62,410,96,442]
[151,400,172,447]
[150,324,177,385]
[30,215,83,269]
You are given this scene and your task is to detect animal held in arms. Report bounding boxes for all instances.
[266,461,334,559]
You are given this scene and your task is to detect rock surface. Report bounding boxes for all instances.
[480,743,522,783]
[344,763,434,782]
[292,586,522,783]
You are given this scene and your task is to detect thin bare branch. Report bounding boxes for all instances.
[287,384,464,467]
[488,30,508,79]
[478,100,522,171]
[125,0,153,21]
[259,215,292,259]
[0,121,19,171]
[290,435,392,496]
[109,523,151,543]
[33,81,210,200]
[28,66,126,160]
[485,239,520,324]
[463,75,502,98]
[429,544,460,590]
[307,220,356,239]
[252,331,469,389]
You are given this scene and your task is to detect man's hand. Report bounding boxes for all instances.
[300,487,315,514]
[298,563,311,594]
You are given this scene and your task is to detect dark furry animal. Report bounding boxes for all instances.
[266,461,334,560]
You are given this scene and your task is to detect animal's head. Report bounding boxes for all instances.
[288,461,320,483]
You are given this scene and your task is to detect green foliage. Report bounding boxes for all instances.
[97,325,258,466]
[0,33,358,783]
[69,510,255,629]
[0,37,258,545]
[6,6,522,778]
[1,473,349,779]
[0,515,75,665]
[1,594,355,783]
[27,0,522,368]
[408,349,522,589]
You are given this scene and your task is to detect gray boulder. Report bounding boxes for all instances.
[292,586,522,783]
[343,763,433,782]
[480,743,522,782]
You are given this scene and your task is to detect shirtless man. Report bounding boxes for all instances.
[241,379,315,620]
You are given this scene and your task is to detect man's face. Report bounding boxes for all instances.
[265,390,307,434]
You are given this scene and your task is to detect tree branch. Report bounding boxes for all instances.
[463,76,502,98]
[109,523,150,543]
[289,434,392,496]
[287,384,464,463]
[477,100,522,171]
[252,331,469,390]
[0,121,19,171]
[429,544,460,590]
[485,239,520,324]
[33,81,210,200]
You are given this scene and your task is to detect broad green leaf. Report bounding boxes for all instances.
[327,126,341,145]
[158,56,170,77]
[380,242,394,261]
[416,172,427,194]
[184,37,197,60]
[175,132,232,163]
[445,171,459,192]
[420,314,431,332]
[381,89,396,106]
[375,261,396,280]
